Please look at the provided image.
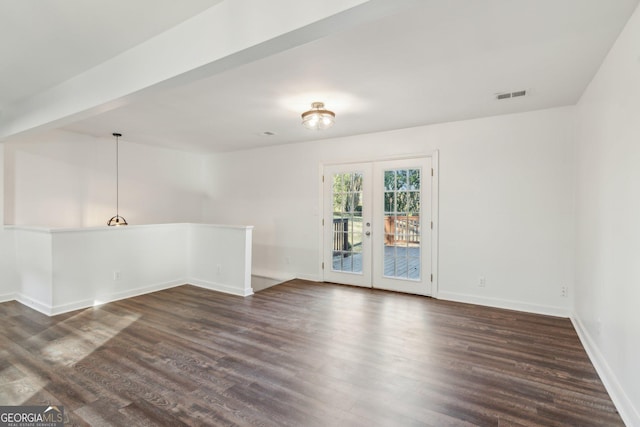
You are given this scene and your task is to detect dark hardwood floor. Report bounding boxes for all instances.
[0,280,622,426]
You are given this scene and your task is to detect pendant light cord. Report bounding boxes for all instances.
[116,134,119,218]
[108,132,127,226]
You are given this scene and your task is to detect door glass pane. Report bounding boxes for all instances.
[383,168,421,280]
[384,192,395,213]
[345,193,355,213]
[409,169,420,190]
[408,192,420,216]
[333,194,343,213]
[395,170,408,190]
[396,192,407,213]
[396,246,407,257]
[384,170,395,191]
[341,173,352,188]
[352,233,363,252]
[352,172,363,192]
[384,256,395,277]
[332,171,363,274]
[396,261,408,278]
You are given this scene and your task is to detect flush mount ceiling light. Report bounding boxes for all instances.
[301,102,335,130]
[107,132,128,226]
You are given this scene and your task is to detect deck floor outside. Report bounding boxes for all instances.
[333,246,421,279]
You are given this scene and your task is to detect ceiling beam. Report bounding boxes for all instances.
[0,0,419,141]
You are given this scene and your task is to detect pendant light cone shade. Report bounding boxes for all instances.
[301,102,335,130]
[107,133,128,226]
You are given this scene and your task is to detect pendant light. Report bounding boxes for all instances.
[107,132,128,226]
[301,102,335,130]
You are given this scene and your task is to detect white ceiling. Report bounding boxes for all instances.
[0,0,222,108]
[3,0,639,153]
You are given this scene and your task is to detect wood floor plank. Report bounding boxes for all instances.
[0,280,623,426]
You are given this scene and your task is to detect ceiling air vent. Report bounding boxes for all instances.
[496,89,527,100]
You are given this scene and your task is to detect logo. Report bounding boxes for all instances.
[0,405,64,427]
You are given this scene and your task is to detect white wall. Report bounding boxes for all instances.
[0,146,19,301]
[187,224,253,297]
[203,106,576,316]
[0,229,17,301]
[4,129,206,227]
[12,227,52,310]
[50,224,188,313]
[574,4,640,425]
[9,223,253,315]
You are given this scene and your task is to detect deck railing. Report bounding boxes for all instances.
[384,216,420,245]
[333,218,349,251]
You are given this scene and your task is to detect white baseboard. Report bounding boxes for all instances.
[6,278,255,316]
[437,291,570,318]
[296,273,322,282]
[250,271,296,292]
[49,279,185,316]
[188,278,253,297]
[251,276,280,292]
[249,268,320,284]
[251,269,296,283]
[572,315,639,427]
[15,293,53,316]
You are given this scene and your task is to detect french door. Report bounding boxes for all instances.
[323,157,433,296]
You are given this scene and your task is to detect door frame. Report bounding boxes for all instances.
[319,151,439,298]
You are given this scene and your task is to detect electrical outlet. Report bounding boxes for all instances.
[478,276,486,287]
[561,285,568,297]
[113,271,121,281]
[216,264,222,275]
[285,256,291,265]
